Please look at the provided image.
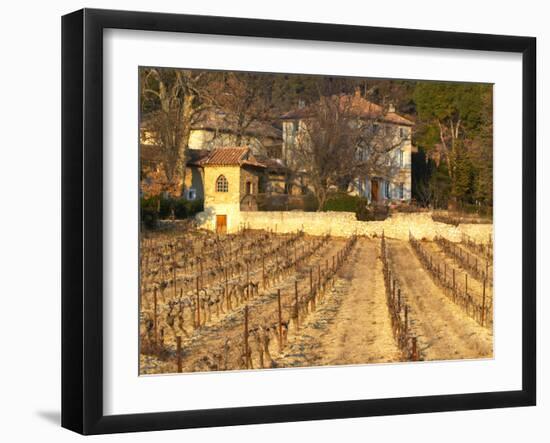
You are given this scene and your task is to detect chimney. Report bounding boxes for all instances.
[388,103,396,113]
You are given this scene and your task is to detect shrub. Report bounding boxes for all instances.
[356,202,389,221]
[159,196,204,220]
[302,193,319,212]
[186,199,204,217]
[173,199,188,219]
[141,195,204,228]
[140,195,160,229]
[158,196,172,219]
[322,193,362,212]
[257,194,318,212]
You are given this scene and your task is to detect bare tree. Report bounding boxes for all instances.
[415,179,433,208]
[291,95,402,210]
[140,68,220,196]
[212,72,274,149]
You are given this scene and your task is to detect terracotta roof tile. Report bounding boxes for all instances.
[281,94,414,126]
[197,147,266,168]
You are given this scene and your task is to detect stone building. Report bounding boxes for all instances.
[188,110,282,158]
[140,109,283,202]
[281,91,415,203]
[192,147,266,233]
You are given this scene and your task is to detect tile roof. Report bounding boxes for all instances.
[196,147,267,168]
[281,94,414,126]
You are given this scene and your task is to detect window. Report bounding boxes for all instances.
[246,181,251,195]
[187,188,197,200]
[399,149,404,168]
[385,181,391,199]
[216,175,228,192]
[398,182,404,200]
[292,120,299,136]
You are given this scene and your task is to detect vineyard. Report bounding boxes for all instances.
[139,227,494,374]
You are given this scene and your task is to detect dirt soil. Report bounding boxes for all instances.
[140,233,494,374]
[387,240,493,361]
[423,241,493,307]
[279,238,402,368]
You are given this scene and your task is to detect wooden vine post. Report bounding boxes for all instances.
[176,336,182,373]
[262,255,265,289]
[196,276,201,328]
[294,280,300,330]
[452,268,456,292]
[481,278,487,326]
[153,287,158,350]
[173,265,177,299]
[199,257,203,288]
[397,288,401,312]
[277,289,283,352]
[243,305,249,369]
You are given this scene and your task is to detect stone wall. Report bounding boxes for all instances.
[235,211,492,242]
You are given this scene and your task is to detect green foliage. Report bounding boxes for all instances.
[257,193,318,212]
[412,82,493,210]
[184,199,205,217]
[321,193,388,221]
[140,195,160,229]
[429,161,452,209]
[164,197,204,219]
[451,142,475,202]
[322,193,362,212]
[413,82,486,130]
[140,195,204,229]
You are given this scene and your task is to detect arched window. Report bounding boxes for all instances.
[216,175,228,192]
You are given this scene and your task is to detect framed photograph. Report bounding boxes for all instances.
[62,8,536,435]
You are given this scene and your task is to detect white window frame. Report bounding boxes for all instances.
[216,175,229,193]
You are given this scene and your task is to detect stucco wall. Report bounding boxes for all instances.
[204,165,241,206]
[240,167,260,201]
[201,165,242,231]
[198,210,492,242]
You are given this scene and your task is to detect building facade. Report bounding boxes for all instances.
[193,147,266,233]
[281,92,415,203]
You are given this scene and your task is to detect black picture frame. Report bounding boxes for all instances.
[61,8,536,435]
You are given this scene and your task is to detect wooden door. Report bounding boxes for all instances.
[371,179,379,202]
[216,215,227,234]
